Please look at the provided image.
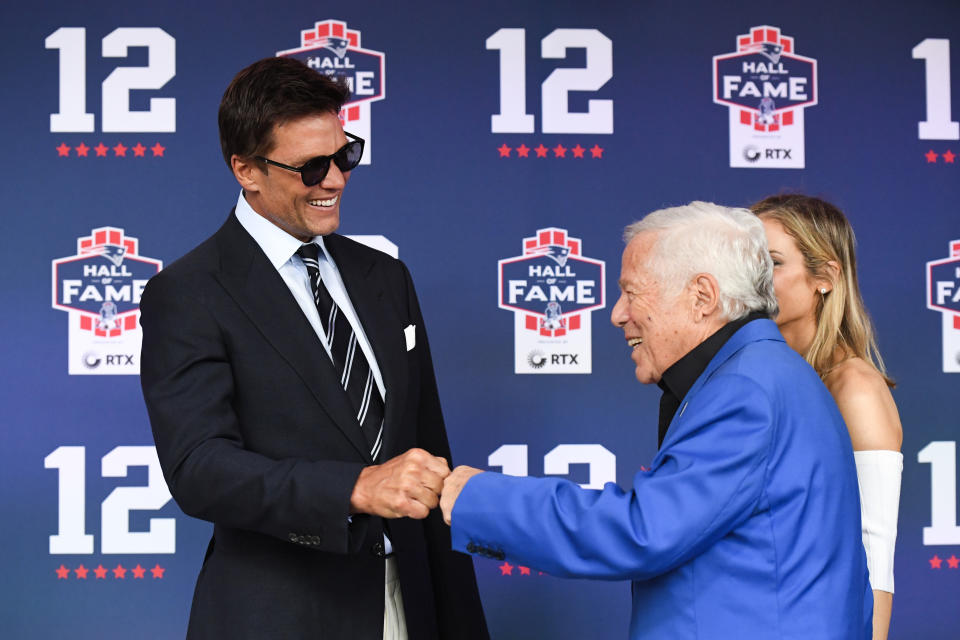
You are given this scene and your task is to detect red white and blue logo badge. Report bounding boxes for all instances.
[52,227,161,374]
[926,239,960,372]
[498,228,605,374]
[713,26,818,168]
[277,19,385,163]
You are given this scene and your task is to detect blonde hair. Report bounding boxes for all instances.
[751,194,894,387]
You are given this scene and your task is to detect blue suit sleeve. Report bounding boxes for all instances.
[450,374,773,580]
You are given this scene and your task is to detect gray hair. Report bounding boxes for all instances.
[624,201,778,320]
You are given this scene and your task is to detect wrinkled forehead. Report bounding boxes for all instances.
[620,232,659,283]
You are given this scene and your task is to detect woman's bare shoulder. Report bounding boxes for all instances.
[824,358,903,451]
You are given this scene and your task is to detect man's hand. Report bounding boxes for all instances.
[440,465,484,525]
[350,448,451,519]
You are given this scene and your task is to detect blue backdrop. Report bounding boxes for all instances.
[1,1,958,637]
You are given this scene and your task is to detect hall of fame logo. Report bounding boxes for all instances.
[277,19,385,164]
[713,25,818,169]
[51,227,161,375]
[927,239,960,373]
[498,228,605,374]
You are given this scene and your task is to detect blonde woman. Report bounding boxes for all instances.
[752,194,902,640]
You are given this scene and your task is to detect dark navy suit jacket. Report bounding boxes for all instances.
[451,319,871,639]
[140,213,487,639]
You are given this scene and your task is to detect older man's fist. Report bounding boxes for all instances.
[440,465,484,525]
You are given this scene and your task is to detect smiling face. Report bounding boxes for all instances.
[761,216,824,348]
[610,232,705,384]
[236,111,349,241]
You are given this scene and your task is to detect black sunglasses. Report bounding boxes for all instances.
[255,132,365,186]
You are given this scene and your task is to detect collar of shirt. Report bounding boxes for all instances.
[656,311,768,448]
[233,191,333,268]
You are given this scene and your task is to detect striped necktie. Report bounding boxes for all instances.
[296,243,384,460]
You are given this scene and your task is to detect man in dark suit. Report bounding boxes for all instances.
[139,57,487,639]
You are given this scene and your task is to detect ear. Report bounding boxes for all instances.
[815,260,840,294]
[690,273,720,321]
[231,154,263,193]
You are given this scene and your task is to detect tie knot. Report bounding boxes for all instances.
[296,243,321,267]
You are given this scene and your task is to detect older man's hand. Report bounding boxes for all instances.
[440,465,484,525]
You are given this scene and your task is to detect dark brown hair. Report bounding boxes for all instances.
[218,57,350,168]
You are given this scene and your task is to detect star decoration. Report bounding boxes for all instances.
[94,143,109,157]
[112,563,128,579]
[151,564,166,579]
[925,149,938,163]
[113,142,128,157]
[492,141,606,160]
[948,555,960,569]
[75,142,90,157]
[930,554,943,569]
[133,143,147,157]
[944,149,956,163]
[75,564,89,579]
[151,142,166,157]
[131,564,147,579]
[519,566,531,575]
[56,564,70,579]
[56,143,71,157]
[498,561,514,576]
[94,564,108,579]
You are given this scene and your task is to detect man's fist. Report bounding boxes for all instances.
[350,448,451,519]
[440,465,484,525]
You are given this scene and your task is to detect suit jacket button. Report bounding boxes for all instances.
[288,533,298,543]
[371,541,385,558]
[466,542,478,553]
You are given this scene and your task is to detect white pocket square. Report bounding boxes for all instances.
[404,324,416,351]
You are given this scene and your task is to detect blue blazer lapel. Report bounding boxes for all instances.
[657,319,784,453]
[213,214,373,461]
[325,234,409,459]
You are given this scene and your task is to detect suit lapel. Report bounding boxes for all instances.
[325,234,409,459]
[213,214,372,461]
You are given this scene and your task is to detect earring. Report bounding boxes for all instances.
[819,288,827,294]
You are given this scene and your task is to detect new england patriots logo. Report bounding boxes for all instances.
[90,244,127,267]
[323,36,350,59]
[529,245,571,267]
[758,42,783,63]
[743,41,783,64]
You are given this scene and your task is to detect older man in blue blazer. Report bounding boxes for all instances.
[440,202,872,639]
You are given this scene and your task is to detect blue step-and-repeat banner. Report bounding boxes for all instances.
[1,1,958,637]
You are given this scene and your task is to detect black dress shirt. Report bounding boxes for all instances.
[656,312,767,448]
